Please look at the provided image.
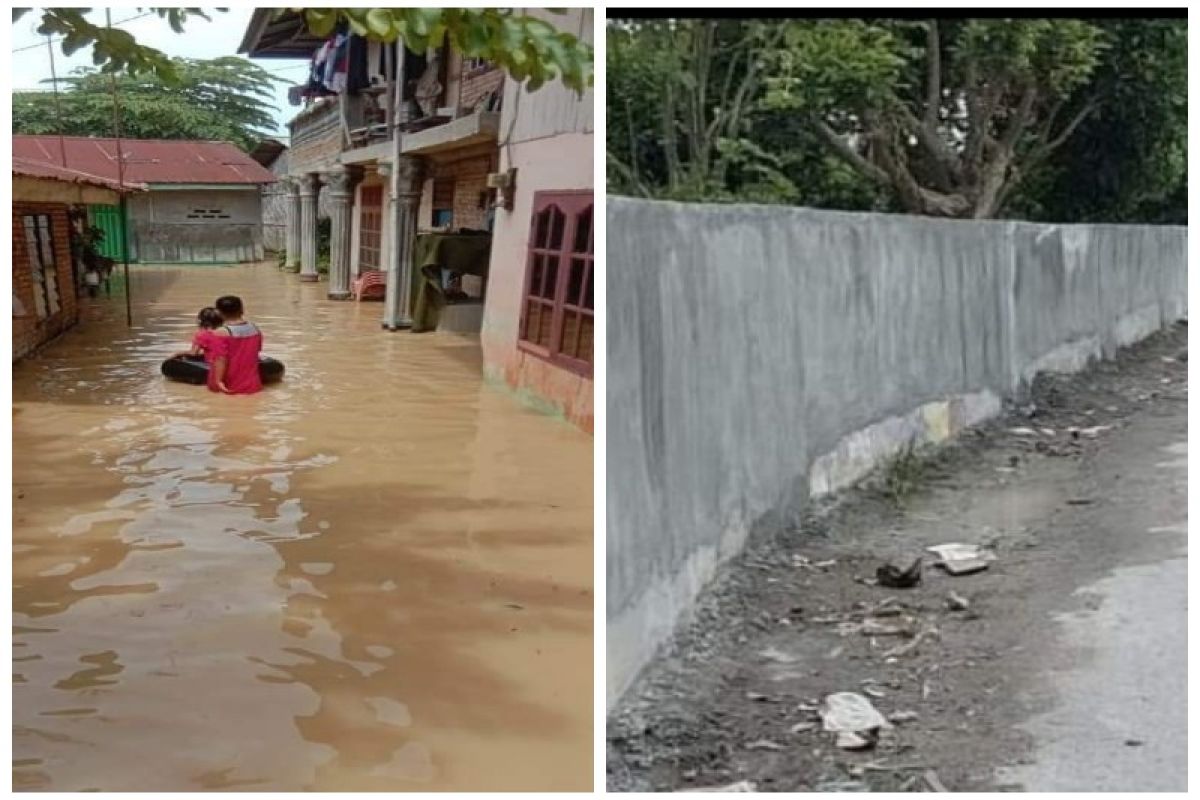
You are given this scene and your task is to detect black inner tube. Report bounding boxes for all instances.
[161,355,285,385]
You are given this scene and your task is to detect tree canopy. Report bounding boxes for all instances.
[14,7,593,93]
[607,16,1185,223]
[13,57,283,151]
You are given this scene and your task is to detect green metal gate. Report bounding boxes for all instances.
[87,204,129,262]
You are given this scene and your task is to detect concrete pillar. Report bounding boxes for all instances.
[349,181,363,278]
[382,156,425,330]
[284,178,301,272]
[325,165,361,300]
[298,173,321,282]
[375,161,392,279]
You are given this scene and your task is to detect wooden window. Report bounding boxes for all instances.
[518,191,593,375]
[358,185,383,270]
[22,214,60,320]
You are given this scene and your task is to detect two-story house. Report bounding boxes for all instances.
[239,8,593,431]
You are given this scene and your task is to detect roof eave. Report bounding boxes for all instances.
[237,9,274,55]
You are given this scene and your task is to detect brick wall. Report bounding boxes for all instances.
[13,201,79,361]
[458,66,505,115]
[430,153,495,231]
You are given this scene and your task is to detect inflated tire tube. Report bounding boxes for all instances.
[161,355,285,385]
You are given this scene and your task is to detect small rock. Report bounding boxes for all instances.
[876,557,922,589]
[889,710,920,723]
[1125,739,1144,747]
[790,722,817,734]
[1009,427,1038,437]
[946,591,970,611]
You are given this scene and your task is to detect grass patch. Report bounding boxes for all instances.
[880,442,925,505]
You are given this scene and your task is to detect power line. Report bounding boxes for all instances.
[12,12,154,53]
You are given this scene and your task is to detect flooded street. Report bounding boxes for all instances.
[13,263,593,791]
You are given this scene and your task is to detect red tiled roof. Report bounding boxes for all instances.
[12,136,277,186]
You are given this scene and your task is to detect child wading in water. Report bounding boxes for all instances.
[172,307,224,361]
[210,295,263,395]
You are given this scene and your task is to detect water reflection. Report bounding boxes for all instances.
[13,263,592,791]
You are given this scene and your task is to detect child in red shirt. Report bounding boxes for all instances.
[210,295,264,395]
[171,307,223,361]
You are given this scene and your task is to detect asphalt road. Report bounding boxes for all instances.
[1000,415,1187,792]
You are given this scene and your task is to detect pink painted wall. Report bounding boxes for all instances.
[480,130,594,433]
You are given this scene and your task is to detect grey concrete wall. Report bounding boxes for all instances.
[128,188,264,263]
[607,198,1187,706]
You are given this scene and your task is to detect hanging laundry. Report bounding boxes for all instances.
[347,35,371,93]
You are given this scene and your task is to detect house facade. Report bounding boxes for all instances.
[13,136,277,264]
[12,157,141,360]
[239,8,593,431]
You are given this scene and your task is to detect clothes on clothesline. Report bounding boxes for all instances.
[293,31,397,104]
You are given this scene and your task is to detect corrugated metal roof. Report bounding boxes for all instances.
[12,156,145,192]
[12,136,278,186]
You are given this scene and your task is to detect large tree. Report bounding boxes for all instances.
[1008,18,1187,223]
[607,19,789,201]
[762,19,1111,219]
[14,7,592,93]
[14,57,282,151]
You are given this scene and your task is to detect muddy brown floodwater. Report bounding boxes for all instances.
[13,263,593,792]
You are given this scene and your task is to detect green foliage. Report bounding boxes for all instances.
[610,15,1183,223]
[765,20,908,112]
[292,8,593,93]
[20,8,591,93]
[13,57,284,151]
[1009,19,1186,223]
[13,8,216,83]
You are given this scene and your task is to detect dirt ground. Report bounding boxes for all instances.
[607,322,1187,792]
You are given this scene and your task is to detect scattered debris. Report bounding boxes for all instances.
[859,617,917,637]
[821,692,891,750]
[1039,428,1056,437]
[945,591,971,611]
[1068,424,1113,439]
[745,692,775,702]
[745,738,784,751]
[758,647,799,664]
[876,557,923,588]
[927,543,995,576]
[686,780,758,792]
[924,769,950,792]
[791,555,837,571]
[790,721,817,734]
[835,731,877,750]
[1009,427,1038,437]
[888,710,920,724]
[861,686,886,699]
[882,626,940,659]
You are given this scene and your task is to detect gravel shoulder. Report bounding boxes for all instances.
[607,322,1187,792]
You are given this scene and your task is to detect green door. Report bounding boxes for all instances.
[87,204,128,262]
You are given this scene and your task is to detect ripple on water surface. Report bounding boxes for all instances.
[13,264,592,791]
